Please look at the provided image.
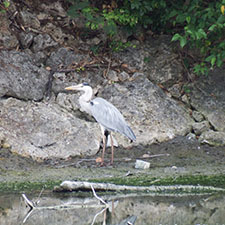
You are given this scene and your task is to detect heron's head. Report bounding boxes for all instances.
[65,82,91,92]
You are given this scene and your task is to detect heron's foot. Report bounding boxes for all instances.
[102,161,114,167]
[100,162,105,167]
[97,160,114,167]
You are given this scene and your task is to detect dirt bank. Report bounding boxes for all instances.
[0,136,224,192]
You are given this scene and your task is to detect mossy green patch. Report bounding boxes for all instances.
[0,180,61,193]
[0,174,224,194]
[90,174,225,188]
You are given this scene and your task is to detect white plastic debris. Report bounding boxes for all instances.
[135,160,150,169]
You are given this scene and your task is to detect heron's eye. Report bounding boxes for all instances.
[82,82,89,86]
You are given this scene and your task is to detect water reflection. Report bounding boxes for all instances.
[0,192,224,225]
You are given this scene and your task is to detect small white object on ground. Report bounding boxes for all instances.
[135,159,150,169]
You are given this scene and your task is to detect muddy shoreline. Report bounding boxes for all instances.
[0,136,224,192]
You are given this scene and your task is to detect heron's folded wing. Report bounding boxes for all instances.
[90,97,136,141]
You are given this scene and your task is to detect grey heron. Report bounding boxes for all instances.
[65,82,136,165]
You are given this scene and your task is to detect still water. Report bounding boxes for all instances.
[0,191,224,225]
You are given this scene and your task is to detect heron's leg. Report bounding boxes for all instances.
[110,133,114,164]
[101,134,106,166]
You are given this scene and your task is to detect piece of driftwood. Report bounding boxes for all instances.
[56,181,225,194]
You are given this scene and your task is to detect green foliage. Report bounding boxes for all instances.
[67,0,225,74]
[183,84,191,94]
[0,0,10,13]
[170,0,225,74]
[67,0,168,36]
[109,40,136,52]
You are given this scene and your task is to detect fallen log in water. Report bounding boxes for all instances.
[55,180,225,194]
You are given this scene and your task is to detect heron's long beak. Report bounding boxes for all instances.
[65,85,80,91]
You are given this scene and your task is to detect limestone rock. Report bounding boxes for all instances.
[19,32,34,49]
[0,132,5,147]
[0,14,19,49]
[19,11,40,29]
[118,71,129,81]
[146,44,183,86]
[40,2,67,17]
[46,47,87,68]
[0,51,49,101]
[0,98,100,160]
[107,70,119,82]
[98,73,193,146]
[192,121,210,136]
[32,34,58,52]
[192,111,204,122]
[181,94,190,105]
[168,83,182,98]
[199,130,225,146]
[112,36,183,87]
[186,133,196,141]
[189,67,225,132]
[113,46,145,72]
[56,92,80,113]
[42,23,69,45]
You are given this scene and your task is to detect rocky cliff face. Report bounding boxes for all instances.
[0,1,224,160]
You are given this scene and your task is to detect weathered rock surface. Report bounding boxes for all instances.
[189,67,225,145]
[189,68,225,132]
[199,130,225,147]
[19,32,34,49]
[0,0,224,162]
[192,110,204,122]
[113,36,183,87]
[192,121,210,136]
[0,98,100,160]
[19,10,41,29]
[0,51,49,101]
[31,34,58,52]
[0,71,194,159]
[97,73,193,146]
[46,47,88,69]
[0,14,19,49]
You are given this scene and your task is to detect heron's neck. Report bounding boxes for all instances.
[78,86,93,115]
[80,87,93,102]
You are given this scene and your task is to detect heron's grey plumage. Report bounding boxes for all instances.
[90,97,136,141]
[65,83,136,164]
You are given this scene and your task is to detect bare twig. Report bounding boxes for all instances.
[91,184,108,206]
[23,208,36,224]
[36,187,45,205]
[91,207,107,225]
[104,57,111,78]
[22,194,35,210]
[139,153,170,159]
